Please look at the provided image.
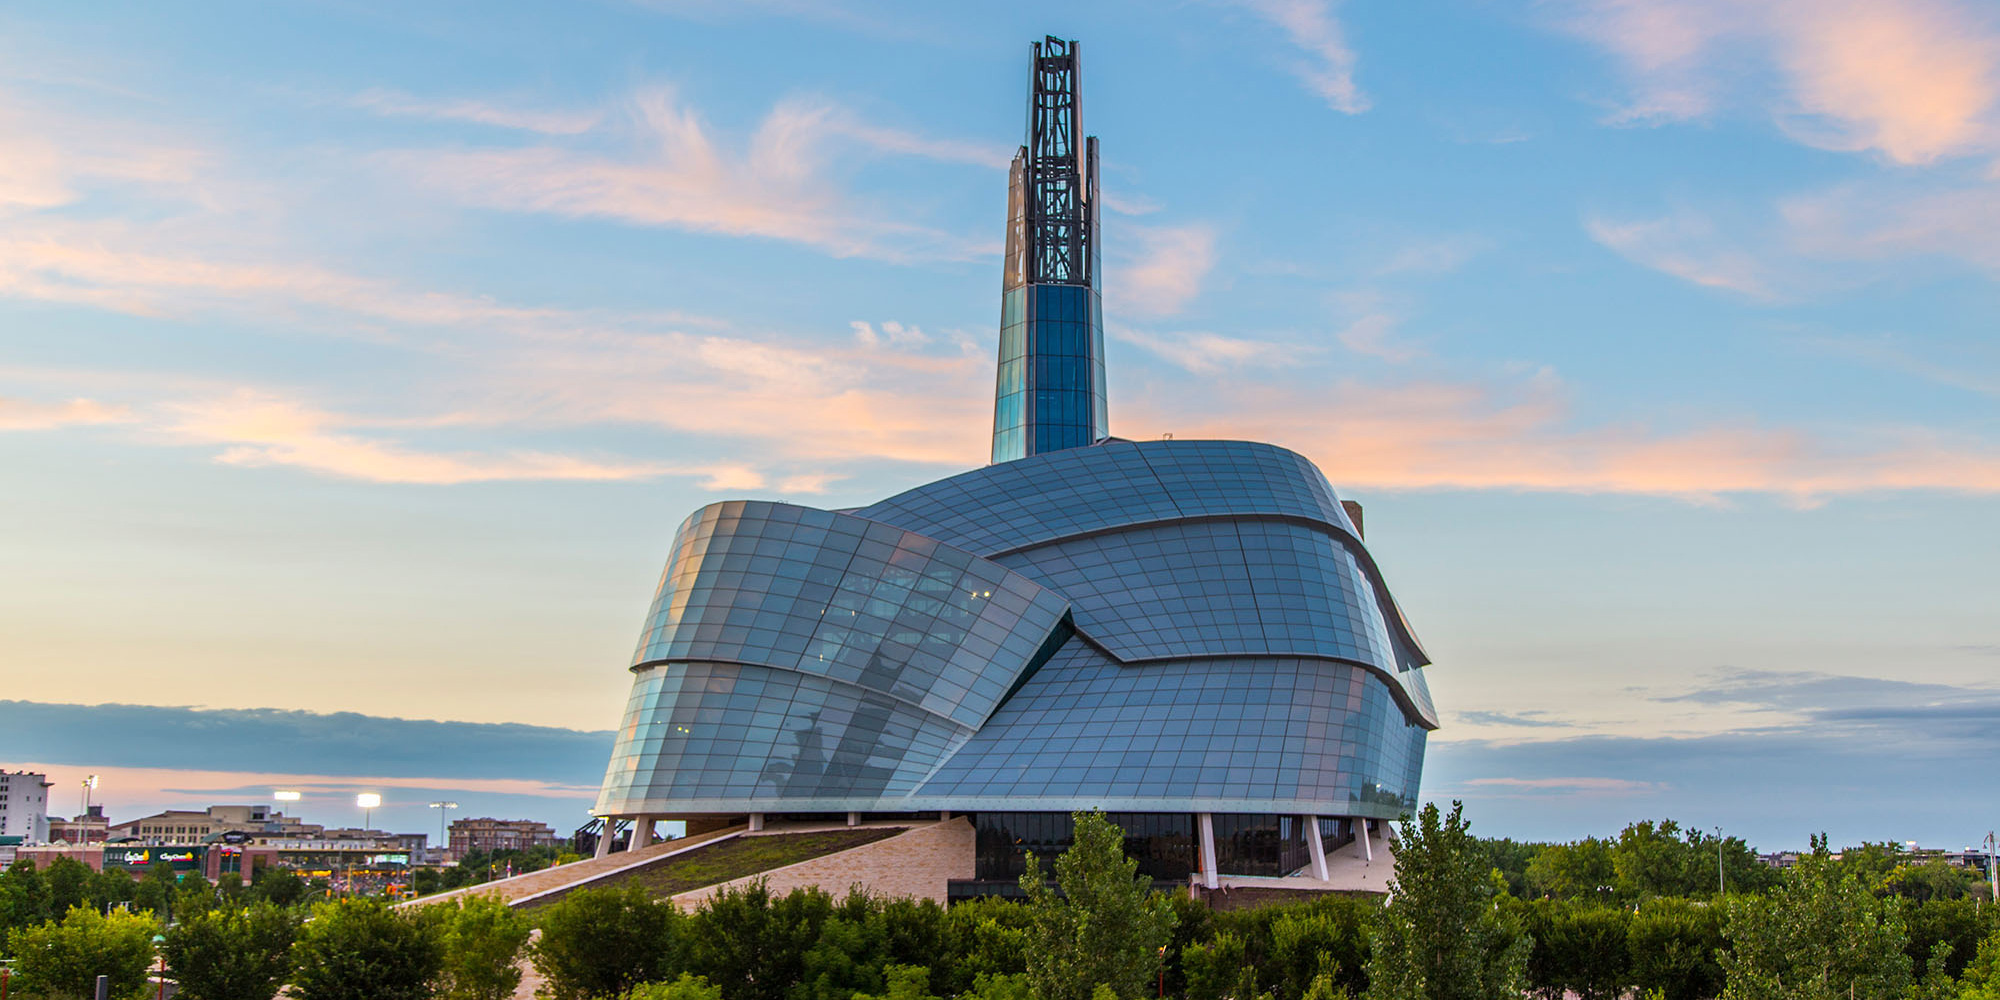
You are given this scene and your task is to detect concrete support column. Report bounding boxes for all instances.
[1359,818,1374,862]
[748,813,765,833]
[632,817,655,851]
[1197,813,1219,889]
[939,810,951,822]
[846,811,860,828]
[593,819,616,859]
[1305,815,1330,881]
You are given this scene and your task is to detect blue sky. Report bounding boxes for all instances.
[3,0,1998,849]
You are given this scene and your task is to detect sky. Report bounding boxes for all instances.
[2,0,1998,851]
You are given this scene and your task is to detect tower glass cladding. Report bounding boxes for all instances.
[594,36,1438,887]
[992,36,1108,465]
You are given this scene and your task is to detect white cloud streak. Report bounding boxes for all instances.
[1228,0,1371,114]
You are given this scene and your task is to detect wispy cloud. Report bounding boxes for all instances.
[1129,366,2000,501]
[1336,313,1425,362]
[349,88,605,135]
[1586,210,1779,298]
[1226,0,1371,114]
[0,396,132,431]
[1109,223,1217,318]
[385,88,992,263]
[1555,0,2000,164]
[1109,324,1294,374]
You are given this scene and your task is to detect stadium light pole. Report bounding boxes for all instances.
[81,774,98,815]
[356,793,381,831]
[429,802,458,861]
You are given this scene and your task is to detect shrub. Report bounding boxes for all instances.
[433,893,532,1000]
[288,897,442,1000]
[627,972,725,1000]
[5,905,159,1000]
[1626,897,1724,1000]
[162,902,299,1000]
[683,881,832,1000]
[1521,900,1630,1000]
[934,896,1030,996]
[529,884,681,1000]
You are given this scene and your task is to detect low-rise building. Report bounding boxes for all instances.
[448,817,558,860]
[109,805,322,844]
[49,805,109,845]
[0,771,52,843]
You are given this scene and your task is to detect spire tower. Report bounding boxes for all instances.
[991,36,1107,464]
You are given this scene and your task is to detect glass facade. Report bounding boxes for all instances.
[973,811,1195,882]
[1212,814,1313,878]
[992,281,1108,463]
[594,440,1434,823]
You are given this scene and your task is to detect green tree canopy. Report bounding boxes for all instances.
[1019,810,1178,1000]
[1365,801,1529,1000]
[288,897,442,1000]
[5,905,159,1000]
[162,902,299,1000]
[1721,834,1911,1000]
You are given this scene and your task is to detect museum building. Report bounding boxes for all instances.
[591,37,1438,891]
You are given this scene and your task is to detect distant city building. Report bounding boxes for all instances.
[109,804,321,844]
[448,817,558,860]
[48,805,109,845]
[0,771,52,843]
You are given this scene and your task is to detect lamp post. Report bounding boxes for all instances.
[1714,826,1725,896]
[356,793,381,831]
[81,774,98,815]
[1986,831,1997,903]
[429,802,458,862]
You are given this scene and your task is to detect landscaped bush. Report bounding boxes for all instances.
[529,883,682,1000]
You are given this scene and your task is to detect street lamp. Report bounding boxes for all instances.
[429,802,458,861]
[1986,831,1997,903]
[356,793,382,830]
[1714,826,1725,896]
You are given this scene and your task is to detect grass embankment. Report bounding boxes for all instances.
[522,827,905,909]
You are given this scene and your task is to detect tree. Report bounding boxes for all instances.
[1960,929,2000,1000]
[1626,897,1725,1000]
[288,897,442,1000]
[1881,861,1978,903]
[683,881,833,1000]
[529,883,682,1000]
[162,902,299,1000]
[1524,839,1615,901]
[0,857,52,942]
[87,868,135,914]
[174,870,218,921]
[1903,896,1993,982]
[1720,835,1910,1000]
[433,892,532,1000]
[251,866,307,908]
[44,857,92,916]
[1019,810,1178,1000]
[1364,801,1529,1000]
[627,973,727,1000]
[5,905,159,1000]
[934,895,1032,997]
[1476,838,1542,898]
[133,860,179,920]
[1613,821,1697,899]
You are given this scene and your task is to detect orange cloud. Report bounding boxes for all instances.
[1127,371,2000,502]
[1559,0,2000,164]
[383,88,992,263]
[0,396,132,431]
